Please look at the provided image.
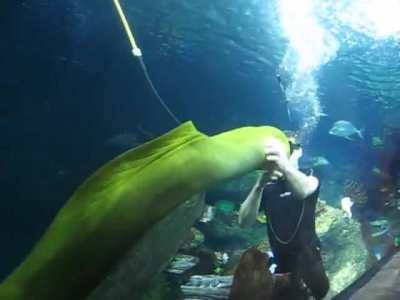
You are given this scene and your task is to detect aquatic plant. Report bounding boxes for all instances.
[215,200,236,214]
[256,213,267,224]
[394,236,400,247]
[190,228,205,249]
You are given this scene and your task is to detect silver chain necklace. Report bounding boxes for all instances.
[268,199,305,245]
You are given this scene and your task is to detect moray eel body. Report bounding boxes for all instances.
[0,121,289,300]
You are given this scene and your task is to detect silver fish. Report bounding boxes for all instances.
[301,156,330,169]
[329,120,363,140]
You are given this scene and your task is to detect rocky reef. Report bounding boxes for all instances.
[316,201,369,296]
[175,199,369,299]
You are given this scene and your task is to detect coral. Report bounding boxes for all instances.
[316,202,369,295]
[191,228,206,248]
[343,180,368,205]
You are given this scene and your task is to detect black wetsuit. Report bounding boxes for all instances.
[260,178,329,300]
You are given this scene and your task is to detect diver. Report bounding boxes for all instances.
[237,133,329,299]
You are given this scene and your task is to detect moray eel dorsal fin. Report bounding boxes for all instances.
[0,121,289,300]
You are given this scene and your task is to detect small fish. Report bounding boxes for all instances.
[329,120,363,140]
[369,219,389,227]
[301,156,330,169]
[56,169,71,177]
[215,251,229,264]
[372,167,381,175]
[371,227,390,238]
[105,132,140,149]
[372,136,384,148]
[371,244,384,260]
[341,197,354,219]
[269,263,277,273]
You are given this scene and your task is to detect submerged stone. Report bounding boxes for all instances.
[87,193,205,300]
[316,201,369,295]
[181,275,232,300]
[166,254,200,275]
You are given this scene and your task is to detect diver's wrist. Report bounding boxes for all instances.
[255,183,265,192]
[280,162,295,175]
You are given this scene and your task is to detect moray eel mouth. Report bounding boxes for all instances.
[0,121,289,300]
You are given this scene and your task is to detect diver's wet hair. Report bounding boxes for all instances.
[289,141,302,154]
[284,130,301,154]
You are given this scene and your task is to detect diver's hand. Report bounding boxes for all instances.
[257,172,271,188]
[263,142,292,174]
[257,170,283,188]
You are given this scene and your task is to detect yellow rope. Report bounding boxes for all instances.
[112,0,142,56]
[111,0,181,124]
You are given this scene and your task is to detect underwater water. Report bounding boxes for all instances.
[1,0,400,299]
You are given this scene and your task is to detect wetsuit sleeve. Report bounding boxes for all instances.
[308,181,321,203]
[259,191,266,213]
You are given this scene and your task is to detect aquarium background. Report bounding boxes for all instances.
[1,0,400,299]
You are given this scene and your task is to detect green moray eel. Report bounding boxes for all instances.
[0,121,289,300]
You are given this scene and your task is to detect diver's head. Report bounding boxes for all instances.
[284,130,302,169]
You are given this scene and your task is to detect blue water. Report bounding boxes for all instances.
[1,1,400,297]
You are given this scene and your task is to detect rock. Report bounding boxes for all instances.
[181,275,233,300]
[167,254,200,275]
[86,193,206,300]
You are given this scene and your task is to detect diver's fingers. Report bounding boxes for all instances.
[264,149,281,157]
[260,170,271,177]
[265,151,279,158]
[264,145,285,154]
[265,154,279,162]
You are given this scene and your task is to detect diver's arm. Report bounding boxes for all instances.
[282,165,319,200]
[265,144,318,201]
[238,174,265,228]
